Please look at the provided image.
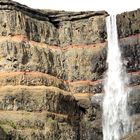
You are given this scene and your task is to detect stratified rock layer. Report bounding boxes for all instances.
[0,0,139,139]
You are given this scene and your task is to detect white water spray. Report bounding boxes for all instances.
[103,15,132,140]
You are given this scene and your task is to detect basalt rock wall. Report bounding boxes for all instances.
[0,0,139,140]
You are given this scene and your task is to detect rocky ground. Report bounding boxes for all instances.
[0,0,139,140]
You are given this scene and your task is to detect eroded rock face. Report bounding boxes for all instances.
[0,0,108,47]
[0,0,139,140]
[117,10,140,38]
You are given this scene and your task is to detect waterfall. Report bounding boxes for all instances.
[102,15,132,140]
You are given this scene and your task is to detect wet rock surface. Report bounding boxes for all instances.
[0,0,139,140]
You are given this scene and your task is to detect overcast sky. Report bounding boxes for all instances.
[15,0,139,14]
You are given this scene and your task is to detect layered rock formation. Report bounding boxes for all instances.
[0,0,139,139]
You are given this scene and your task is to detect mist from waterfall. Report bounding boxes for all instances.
[102,15,132,140]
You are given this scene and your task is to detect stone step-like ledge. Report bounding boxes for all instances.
[0,71,68,90]
[0,33,139,50]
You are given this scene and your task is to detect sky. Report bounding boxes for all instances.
[15,0,139,14]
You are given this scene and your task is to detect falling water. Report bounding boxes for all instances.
[103,15,132,140]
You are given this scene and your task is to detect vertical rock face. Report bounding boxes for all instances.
[0,0,139,139]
